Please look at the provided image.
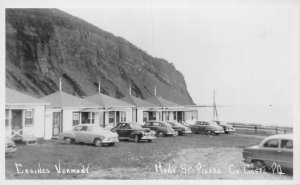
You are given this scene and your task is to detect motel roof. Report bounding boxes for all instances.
[40,91,99,109]
[145,96,182,108]
[6,88,48,105]
[84,93,134,108]
[121,95,158,108]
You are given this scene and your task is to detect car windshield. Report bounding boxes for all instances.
[130,123,142,129]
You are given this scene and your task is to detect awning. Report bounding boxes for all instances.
[143,107,197,112]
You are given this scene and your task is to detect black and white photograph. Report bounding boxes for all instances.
[1,0,300,184]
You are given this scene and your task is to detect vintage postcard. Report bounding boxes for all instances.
[1,0,299,185]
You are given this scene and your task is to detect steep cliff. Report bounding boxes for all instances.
[6,8,194,105]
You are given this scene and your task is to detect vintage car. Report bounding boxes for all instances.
[111,122,156,143]
[188,121,224,135]
[58,124,119,147]
[243,134,293,171]
[5,137,17,156]
[213,120,235,134]
[166,121,192,135]
[142,121,178,137]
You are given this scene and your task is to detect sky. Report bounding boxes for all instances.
[59,0,298,125]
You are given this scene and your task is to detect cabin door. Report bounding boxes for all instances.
[11,110,23,140]
[52,112,61,137]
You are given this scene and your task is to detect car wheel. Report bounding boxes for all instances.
[178,132,183,136]
[215,133,220,136]
[94,138,102,147]
[253,160,265,169]
[206,130,211,135]
[64,137,72,145]
[148,139,152,143]
[173,131,178,136]
[109,143,115,146]
[225,131,229,134]
[157,132,165,137]
[134,135,139,143]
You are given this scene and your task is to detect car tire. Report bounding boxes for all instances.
[64,137,72,145]
[178,132,183,136]
[225,131,229,134]
[134,135,139,143]
[157,132,165,137]
[253,160,265,169]
[215,133,220,136]
[206,130,211,135]
[148,139,152,143]
[109,143,115,146]
[94,138,102,147]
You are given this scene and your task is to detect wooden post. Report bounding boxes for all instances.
[276,126,278,134]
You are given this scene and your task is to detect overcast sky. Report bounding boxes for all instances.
[60,0,299,125]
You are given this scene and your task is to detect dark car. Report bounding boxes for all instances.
[243,134,293,171]
[166,122,192,136]
[213,120,235,134]
[188,121,224,135]
[111,122,156,143]
[142,121,178,137]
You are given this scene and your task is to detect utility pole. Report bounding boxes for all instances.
[213,90,219,120]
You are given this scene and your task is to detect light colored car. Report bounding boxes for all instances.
[243,134,293,170]
[5,137,16,156]
[58,124,119,147]
[188,121,224,135]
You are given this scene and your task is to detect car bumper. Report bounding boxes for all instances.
[214,130,224,134]
[141,135,156,140]
[183,130,192,134]
[166,131,177,136]
[102,138,119,144]
[225,129,235,132]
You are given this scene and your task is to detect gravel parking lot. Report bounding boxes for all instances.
[5,133,293,180]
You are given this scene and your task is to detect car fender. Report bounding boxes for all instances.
[130,130,144,138]
[59,132,75,140]
[88,134,105,143]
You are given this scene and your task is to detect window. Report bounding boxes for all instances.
[73,112,79,126]
[81,112,95,124]
[88,112,95,124]
[149,112,156,121]
[5,110,9,128]
[166,112,170,121]
[25,110,34,126]
[109,111,115,124]
[120,112,126,122]
[173,111,177,120]
[281,140,293,149]
[143,112,148,122]
[263,139,279,148]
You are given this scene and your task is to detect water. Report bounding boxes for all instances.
[197,104,293,127]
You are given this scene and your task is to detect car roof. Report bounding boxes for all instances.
[264,134,293,140]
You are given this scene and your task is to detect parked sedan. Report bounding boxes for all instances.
[188,121,224,135]
[166,121,192,136]
[213,120,235,134]
[243,134,293,171]
[111,122,156,143]
[143,121,178,137]
[5,137,16,156]
[58,124,119,147]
